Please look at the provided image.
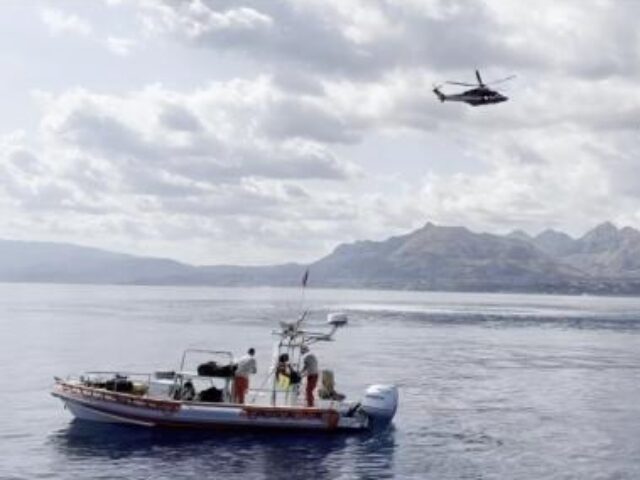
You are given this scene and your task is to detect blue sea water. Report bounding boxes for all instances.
[1,284,640,479]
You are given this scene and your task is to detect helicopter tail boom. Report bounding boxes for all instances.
[433,86,446,102]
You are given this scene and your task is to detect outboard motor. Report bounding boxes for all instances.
[360,384,399,427]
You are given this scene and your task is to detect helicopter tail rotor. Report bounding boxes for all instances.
[432,84,446,102]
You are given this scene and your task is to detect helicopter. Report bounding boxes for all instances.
[433,70,515,106]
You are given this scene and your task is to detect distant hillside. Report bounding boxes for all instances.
[306,222,640,293]
[531,229,576,257]
[4,222,640,294]
[309,223,582,292]
[0,239,306,287]
[0,240,193,284]
[527,222,640,279]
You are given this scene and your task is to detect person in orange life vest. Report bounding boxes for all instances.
[300,345,319,407]
[233,348,257,403]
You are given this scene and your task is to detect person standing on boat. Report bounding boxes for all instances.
[276,353,292,389]
[300,345,319,407]
[233,348,257,404]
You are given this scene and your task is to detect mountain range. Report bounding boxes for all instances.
[3,222,640,294]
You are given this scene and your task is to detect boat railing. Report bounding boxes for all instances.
[179,349,234,372]
[245,386,343,409]
[174,371,236,385]
[79,371,153,383]
[247,386,300,394]
[162,380,297,396]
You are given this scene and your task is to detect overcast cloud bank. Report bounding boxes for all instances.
[0,1,638,264]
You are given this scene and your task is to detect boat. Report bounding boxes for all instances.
[52,312,398,432]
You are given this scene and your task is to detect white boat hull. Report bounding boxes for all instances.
[52,381,369,431]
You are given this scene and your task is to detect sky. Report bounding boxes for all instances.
[1,0,640,265]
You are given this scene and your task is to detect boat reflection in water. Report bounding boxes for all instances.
[49,421,397,479]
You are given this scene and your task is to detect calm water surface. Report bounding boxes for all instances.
[1,285,640,479]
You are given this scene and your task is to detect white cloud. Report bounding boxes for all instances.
[40,7,92,37]
[139,0,640,82]
[105,36,135,56]
[37,79,358,184]
[4,0,640,263]
[0,79,368,263]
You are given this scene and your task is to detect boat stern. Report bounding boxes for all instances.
[360,384,399,427]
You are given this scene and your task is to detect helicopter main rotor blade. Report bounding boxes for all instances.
[445,81,477,87]
[476,70,483,86]
[485,75,517,85]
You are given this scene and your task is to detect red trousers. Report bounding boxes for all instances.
[233,376,249,404]
[306,374,318,407]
